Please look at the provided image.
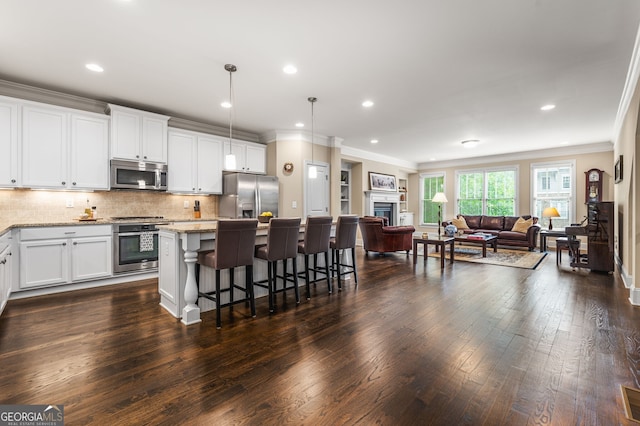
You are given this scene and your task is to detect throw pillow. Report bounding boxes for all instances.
[452,217,469,230]
[511,217,533,233]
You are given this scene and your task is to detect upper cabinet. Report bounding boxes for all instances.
[107,104,170,164]
[223,139,266,174]
[21,103,109,190]
[0,97,20,188]
[168,128,223,194]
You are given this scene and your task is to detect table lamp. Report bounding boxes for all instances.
[542,207,560,230]
[431,192,448,236]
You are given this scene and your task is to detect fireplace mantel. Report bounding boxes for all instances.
[365,191,401,225]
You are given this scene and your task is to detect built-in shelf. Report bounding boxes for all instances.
[340,169,351,214]
[398,178,408,212]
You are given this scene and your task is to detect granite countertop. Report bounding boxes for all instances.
[0,217,221,236]
[156,221,274,234]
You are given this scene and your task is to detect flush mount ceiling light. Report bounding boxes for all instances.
[540,104,556,111]
[85,63,104,73]
[224,64,237,170]
[308,96,318,179]
[283,64,297,74]
[370,139,379,144]
[461,139,479,148]
[362,100,374,108]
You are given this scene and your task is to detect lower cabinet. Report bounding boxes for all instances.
[0,231,13,314]
[19,225,112,290]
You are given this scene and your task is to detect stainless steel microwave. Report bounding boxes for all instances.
[110,160,168,191]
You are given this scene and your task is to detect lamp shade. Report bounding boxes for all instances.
[542,207,560,218]
[432,192,448,203]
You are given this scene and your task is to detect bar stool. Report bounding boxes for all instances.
[297,216,333,298]
[196,219,258,329]
[254,217,302,312]
[330,216,359,290]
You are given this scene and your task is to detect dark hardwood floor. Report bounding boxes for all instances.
[1,248,638,425]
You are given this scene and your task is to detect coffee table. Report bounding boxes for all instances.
[413,234,454,268]
[453,234,497,257]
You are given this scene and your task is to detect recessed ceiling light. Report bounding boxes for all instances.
[461,139,479,148]
[362,100,374,108]
[429,158,436,161]
[283,65,297,74]
[295,122,304,128]
[221,101,232,108]
[370,139,379,144]
[560,140,569,145]
[85,63,104,73]
[540,104,556,111]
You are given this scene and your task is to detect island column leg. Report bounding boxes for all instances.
[181,235,202,325]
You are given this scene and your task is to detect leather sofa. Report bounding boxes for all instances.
[359,216,415,255]
[443,214,541,251]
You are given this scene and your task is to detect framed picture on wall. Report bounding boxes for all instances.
[369,172,397,192]
[615,155,623,184]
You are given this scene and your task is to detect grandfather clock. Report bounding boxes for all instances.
[585,168,603,204]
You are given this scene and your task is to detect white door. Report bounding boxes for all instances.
[305,163,329,217]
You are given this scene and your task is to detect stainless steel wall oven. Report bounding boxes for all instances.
[112,218,166,273]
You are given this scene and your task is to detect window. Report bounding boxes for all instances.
[456,168,517,216]
[531,161,575,229]
[419,173,444,225]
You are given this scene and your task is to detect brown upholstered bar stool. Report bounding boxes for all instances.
[297,216,333,298]
[196,219,258,329]
[254,217,302,312]
[330,216,359,290]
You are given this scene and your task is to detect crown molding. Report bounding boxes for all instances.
[614,26,640,144]
[418,141,613,170]
[0,78,261,142]
[340,145,419,172]
[261,129,331,146]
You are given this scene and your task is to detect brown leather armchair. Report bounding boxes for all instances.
[358,216,415,255]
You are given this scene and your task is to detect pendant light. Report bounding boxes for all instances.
[224,64,237,170]
[308,96,318,179]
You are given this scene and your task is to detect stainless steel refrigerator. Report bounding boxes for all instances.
[219,173,279,218]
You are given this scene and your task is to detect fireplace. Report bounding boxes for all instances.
[365,191,400,225]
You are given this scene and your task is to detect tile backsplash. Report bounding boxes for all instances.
[0,189,218,223]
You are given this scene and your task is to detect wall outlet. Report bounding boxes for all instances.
[183,200,190,209]
[66,199,74,208]
[292,201,297,209]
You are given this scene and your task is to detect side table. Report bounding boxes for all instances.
[413,234,454,268]
[539,229,567,252]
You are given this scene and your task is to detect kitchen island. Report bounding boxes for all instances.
[157,221,334,325]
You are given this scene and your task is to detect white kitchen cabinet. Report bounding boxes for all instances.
[0,97,20,188]
[0,231,13,315]
[223,139,266,174]
[70,114,110,189]
[21,103,109,190]
[108,104,170,163]
[168,128,222,194]
[21,105,67,188]
[71,236,112,281]
[19,225,112,290]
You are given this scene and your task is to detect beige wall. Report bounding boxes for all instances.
[407,150,614,232]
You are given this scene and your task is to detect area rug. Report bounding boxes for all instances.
[426,245,547,269]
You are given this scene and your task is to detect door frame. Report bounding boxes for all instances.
[304,160,330,217]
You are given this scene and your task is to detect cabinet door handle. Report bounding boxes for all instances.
[72,182,77,186]
[198,188,201,191]
[136,155,140,158]
[10,179,15,183]
[62,242,67,246]
[64,232,76,235]
[0,260,5,265]
[61,181,66,185]
[143,156,147,159]
[73,242,78,245]
[192,188,195,191]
